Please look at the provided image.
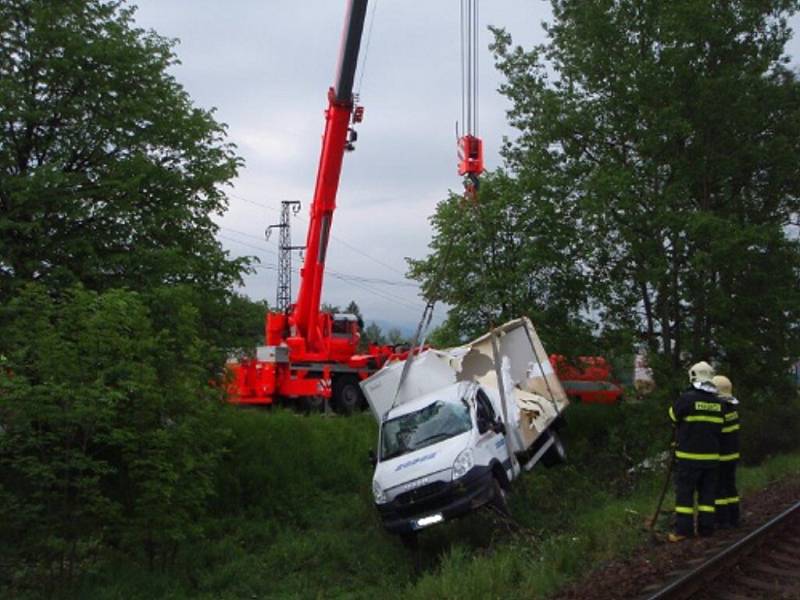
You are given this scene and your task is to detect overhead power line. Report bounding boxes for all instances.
[228,192,280,213]
[218,233,277,257]
[330,272,418,288]
[219,227,417,288]
[220,226,269,243]
[326,271,425,314]
[250,264,424,317]
[221,233,423,311]
[225,193,411,277]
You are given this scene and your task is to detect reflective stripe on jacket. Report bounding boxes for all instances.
[719,398,740,460]
[670,384,723,464]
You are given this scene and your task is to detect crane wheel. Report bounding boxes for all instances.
[302,395,325,414]
[333,376,365,415]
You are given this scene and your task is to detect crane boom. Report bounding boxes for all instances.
[291,0,368,351]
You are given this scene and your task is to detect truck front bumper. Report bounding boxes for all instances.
[375,466,496,534]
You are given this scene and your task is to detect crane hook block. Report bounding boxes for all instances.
[353,105,364,123]
[457,135,484,177]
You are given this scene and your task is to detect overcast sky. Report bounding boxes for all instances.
[130,1,800,332]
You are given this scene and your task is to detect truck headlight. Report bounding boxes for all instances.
[372,479,387,504]
[452,448,474,480]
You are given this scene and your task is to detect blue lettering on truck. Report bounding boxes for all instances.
[395,452,437,471]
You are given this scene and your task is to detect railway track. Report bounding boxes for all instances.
[639,499,800,599]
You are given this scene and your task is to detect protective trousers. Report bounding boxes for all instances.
[715,461,740,527]
[674,460,718,537]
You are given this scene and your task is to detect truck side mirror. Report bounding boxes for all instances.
[492,420,506,435]
[368,449,377,467]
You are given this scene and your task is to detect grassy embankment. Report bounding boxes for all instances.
[75,403,800,599]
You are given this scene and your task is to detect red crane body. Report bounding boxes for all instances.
[228,0,484,411]
[549,355,624,405]
[229,0,394,411]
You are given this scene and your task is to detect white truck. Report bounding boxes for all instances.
[361,317,569,543]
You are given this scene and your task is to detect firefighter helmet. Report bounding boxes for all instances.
[688,361,715,384]
[712,375,733,397]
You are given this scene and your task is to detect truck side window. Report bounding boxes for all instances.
[475,389,496,422]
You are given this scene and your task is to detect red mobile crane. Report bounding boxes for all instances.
[228,0,484,412]
[549,355,624,405]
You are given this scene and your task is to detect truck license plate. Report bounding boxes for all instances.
[414,513,444,529]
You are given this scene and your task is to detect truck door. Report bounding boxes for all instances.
[474,388,510,479]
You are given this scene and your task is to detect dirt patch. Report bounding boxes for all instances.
[551,477,800,600]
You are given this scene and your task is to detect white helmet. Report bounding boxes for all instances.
[688,361,715,384]
[712,375,733,398]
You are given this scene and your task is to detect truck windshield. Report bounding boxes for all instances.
[380,400,471,461]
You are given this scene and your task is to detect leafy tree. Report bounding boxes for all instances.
[344,300,362,320]
[363,321,385,345]
[0,0,257,589]
[212,292,269,357]
[343,299,366,345]
[0,0,248,300]
[385,327,409,346]
[427,318,467,348]
[0,285,225,588]
[489,0,800,389]
[408,171,596,351]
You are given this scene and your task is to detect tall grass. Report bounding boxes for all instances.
[72,404,800,600]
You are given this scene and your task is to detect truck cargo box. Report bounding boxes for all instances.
[361,317,569,455]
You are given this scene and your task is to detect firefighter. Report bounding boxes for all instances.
[712,374,740,528]
[668,361,724,542]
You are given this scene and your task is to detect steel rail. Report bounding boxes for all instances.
[644,498,800,599]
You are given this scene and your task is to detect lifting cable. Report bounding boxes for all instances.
[460,0,479,139]
[401,0,482,364]
[354,0,379,101]
[458,0,484,199]
[391,1,486,407]
[389,237,457,408]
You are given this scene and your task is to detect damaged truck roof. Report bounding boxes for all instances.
[360,317,569,454]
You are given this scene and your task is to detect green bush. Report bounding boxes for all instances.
[0,285,225,591]
[560,397,668,474]
[211,409,376,523]
[588,384,800,469]
[738,391,800,464]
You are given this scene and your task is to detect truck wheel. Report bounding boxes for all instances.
[490,477,511,517]
[333,377,364,415]
[542,430,567,467]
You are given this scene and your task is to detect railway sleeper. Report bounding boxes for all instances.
[750,561,800,578]
[734,574,796,594]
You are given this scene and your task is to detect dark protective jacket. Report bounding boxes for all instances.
[669,382,723,466]
[719,397,740,462]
